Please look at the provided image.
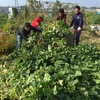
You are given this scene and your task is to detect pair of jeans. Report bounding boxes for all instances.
[16,33,22,49]
[74,26,81,45]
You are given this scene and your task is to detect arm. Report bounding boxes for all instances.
[77,14,83,31]
[56,15,59,21]
[36,22,39,27]
[21,33,28,41]
[31,25,42,32]
[79,14,83,28]
[70,15,74,27]
[63,14,66,22]
[36,18,42,28]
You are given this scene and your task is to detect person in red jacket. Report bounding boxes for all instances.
[56,8,66,23]
[31,17,43,29]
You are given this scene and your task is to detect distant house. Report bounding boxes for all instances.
[0,6,24,15]
[8,8,14,19]
[96,9,100,14]
[0,7,9,14]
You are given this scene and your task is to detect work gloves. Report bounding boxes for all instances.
[77,27,81,31]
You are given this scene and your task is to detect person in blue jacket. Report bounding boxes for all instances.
[70,5,83,45]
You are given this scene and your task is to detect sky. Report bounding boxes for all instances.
[0,0,100,7]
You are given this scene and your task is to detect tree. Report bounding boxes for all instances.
[27,0,42,12]
[23,5,29,22]
[52,0,62,12]
[12,7,18,17]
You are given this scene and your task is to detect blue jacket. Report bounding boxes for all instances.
[70,12,83,29]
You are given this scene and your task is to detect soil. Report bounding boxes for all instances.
[81,31,100,44]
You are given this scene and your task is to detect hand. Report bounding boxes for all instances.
[77,27,81,31]
[37,27,43,32]
[37,26,41,30]
[37,29,42,33]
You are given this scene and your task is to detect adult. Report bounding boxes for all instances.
[31,16,43,29]
[16,22,41,49]
[56,8,66,23]
[70,5,83,45]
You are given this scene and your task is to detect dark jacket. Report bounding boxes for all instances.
[70,12,83,28]
[16,25,41,41]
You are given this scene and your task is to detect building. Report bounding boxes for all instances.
[96,9,100,14]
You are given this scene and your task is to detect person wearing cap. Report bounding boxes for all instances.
[16,22,41,49]
[70,5,83,45]
[56,8,66,23]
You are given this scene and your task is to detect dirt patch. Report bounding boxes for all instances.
[0,31,4,36]
[81,31,100,44]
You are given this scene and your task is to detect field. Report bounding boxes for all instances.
[0,2,100,100]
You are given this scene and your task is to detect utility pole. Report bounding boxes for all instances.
[26,0,28,5]
[14,0,19,9]
[14,0,17,7]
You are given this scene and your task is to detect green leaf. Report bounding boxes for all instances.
[58,70,66,76]
[75,71,82,77]
[53,85,58,95]
[43,73,51,82]
[90,90,98,95]
[54,60,63,66]
[76,95,82,100]
[48,45,52,51]
[94,79,100,84]
[83,91,89,97]
[72,79,79,85]
[43,87,52,97]
[69,79,79,86]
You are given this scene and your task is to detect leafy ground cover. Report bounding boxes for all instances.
[0,21,100,100]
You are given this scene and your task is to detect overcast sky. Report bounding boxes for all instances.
[0,0,100,7]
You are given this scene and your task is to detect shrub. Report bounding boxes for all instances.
[0,34,16,55]
[3,20,19,36]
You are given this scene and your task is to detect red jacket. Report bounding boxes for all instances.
[31,17,42,28]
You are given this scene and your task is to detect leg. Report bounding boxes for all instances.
[76,31,81,45]
[16,34,22,49]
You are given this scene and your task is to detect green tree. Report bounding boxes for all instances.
[27,0,42,12]
[12,7,18,17]
[23,5,29,22]
[52,0,61,13]
[0,13,7,30]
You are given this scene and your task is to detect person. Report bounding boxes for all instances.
[31,16,43,29]
[70,5,83,45]
[16,22,41,49]
[56,8,66,23]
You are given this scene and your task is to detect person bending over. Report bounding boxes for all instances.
[16,22,41,49]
